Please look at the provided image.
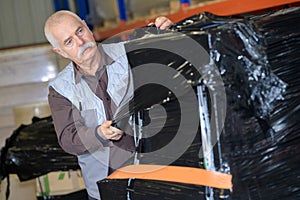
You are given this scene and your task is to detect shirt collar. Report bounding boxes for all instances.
[73,43,114,84]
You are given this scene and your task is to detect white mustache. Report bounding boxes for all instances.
[78,42,95,59]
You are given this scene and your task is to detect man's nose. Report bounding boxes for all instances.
[75,35,85,46]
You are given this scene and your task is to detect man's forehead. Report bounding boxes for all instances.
[55,15,82,27]
[51,17,82,39]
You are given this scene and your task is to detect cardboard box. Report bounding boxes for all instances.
[36,170,85,197]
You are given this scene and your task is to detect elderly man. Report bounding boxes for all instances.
[44,10,173,200]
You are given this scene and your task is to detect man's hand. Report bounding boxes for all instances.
[155,16,173,30]
[97,120,123,141]
[149,16,174,30]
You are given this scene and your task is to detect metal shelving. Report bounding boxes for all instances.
[92,0,300,41]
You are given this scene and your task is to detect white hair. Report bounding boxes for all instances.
[44,10,82,49]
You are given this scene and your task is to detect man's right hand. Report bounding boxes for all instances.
[97,120,123,141]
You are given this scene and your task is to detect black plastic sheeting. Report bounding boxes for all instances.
[98,7,300,200]
[100,179,228,200]
[0,6,299,200]
[0,117,79,181]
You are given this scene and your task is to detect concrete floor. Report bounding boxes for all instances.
[0,44,69,148]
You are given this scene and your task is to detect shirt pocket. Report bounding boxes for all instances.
[80,109,99,127]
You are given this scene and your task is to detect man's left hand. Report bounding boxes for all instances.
[153,16,174,30]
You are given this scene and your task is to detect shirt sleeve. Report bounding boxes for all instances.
[48,86,110,156]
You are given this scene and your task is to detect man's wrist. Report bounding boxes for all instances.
[94,125,109,144]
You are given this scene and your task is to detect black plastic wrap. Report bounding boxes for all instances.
[223,8,300,199]
[98,7,300,200]
[100,179,228,200]
[0,117,79,181]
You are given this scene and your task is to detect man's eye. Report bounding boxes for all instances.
[78,28,84,35]
[65,39,73,47]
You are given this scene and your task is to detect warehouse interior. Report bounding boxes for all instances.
[0,0,300,199]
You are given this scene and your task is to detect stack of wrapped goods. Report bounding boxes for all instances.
[98,7,300,200]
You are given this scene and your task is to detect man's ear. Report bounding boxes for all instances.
[53,47,68,58]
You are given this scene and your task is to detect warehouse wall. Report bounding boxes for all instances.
[0,0,54,49]
[0,0,204,49]
[129,0,170,17]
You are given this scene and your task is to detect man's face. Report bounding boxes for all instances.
[51,15,97,64]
